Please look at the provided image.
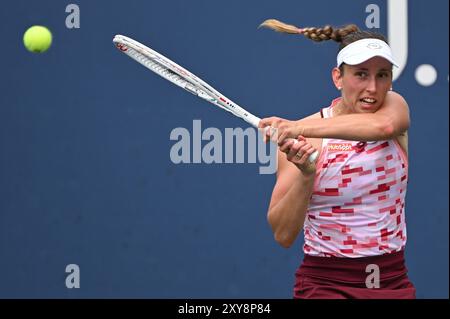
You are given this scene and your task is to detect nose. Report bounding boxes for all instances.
[366,76,377,93]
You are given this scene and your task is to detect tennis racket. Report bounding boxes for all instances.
[112,35,318,163]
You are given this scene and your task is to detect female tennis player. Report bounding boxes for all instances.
[259,19,415,299]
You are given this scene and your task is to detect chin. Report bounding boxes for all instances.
[358,102,380,113]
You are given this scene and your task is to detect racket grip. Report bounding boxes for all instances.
[247,115,262,128]
[309,150,319,163]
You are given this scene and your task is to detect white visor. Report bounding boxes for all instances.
[336,38,398,68]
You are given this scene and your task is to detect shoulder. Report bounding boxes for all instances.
[384,91,410,111]
[377,91,411,134]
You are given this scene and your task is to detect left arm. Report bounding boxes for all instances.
[300,91,409,140]
[261,91,410,143]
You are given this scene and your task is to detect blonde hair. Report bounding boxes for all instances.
[259,19,387,50]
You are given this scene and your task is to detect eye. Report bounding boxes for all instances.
[378,72,390,78]
[355,71,368,78]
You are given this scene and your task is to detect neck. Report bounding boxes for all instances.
[333,98,351,117]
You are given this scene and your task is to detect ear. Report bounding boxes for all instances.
[332,67,343,90]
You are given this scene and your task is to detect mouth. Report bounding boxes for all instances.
[359,97,377,106]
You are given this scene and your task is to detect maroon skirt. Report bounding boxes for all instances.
[294,250,416,299]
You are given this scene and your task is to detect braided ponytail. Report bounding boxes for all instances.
[259,19,304,34]
[302,25,360,42]
[259,19,360,43]
[260,19,390,74]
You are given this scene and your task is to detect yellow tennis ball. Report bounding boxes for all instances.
[23,25,53,53]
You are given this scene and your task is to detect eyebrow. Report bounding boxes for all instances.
[354,67,392,72]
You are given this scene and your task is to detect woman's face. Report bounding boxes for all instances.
[333,56,393,114]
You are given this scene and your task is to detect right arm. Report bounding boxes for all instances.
[267,138,317,248]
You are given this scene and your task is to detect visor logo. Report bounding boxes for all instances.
[367,43,383,50]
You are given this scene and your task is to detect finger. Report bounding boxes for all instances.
[298,144,316,163]
[269,127,279,143]
[259,117,279,128]
[263,126,275,143]
[278,128,300,146]
[278,131,296,146]
[299,149,314,164]
[293,143,314,164]
[279,139,295,153]
[258,117,272,128]
[305,146,316,155]
[277,130,288,146]
[292,146,311,165]
[302,145,318,164]
[299,143,313,154]
[262,126,270,143]
[279,139,298,155]
[286,140,305,161]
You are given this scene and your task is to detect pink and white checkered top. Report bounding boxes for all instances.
[303,98,409,257]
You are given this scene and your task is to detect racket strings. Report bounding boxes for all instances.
[129,48,187,87]
[116,38,255,124]
[123,44,235,114]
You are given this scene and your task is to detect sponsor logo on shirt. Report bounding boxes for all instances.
[328,143,353,152]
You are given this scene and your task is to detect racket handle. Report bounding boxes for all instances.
[247,114,262,128]
[309,150,319,163]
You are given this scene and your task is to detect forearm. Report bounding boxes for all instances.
[268,173,315,248]
[299,113,396,141]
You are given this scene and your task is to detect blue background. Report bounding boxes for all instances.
[0,0,448,298]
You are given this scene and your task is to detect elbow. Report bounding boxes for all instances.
[382,121,395,139]
[377,113,410,140]
[381,120,410,139]
[274,231,296,248]
[376,91,410,139]
[268,212,296,248]
[377,116,395,139]
[267,209,302,248]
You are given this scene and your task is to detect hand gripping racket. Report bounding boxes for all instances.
[112,35,319,163]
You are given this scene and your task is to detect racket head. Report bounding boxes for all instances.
[113,35,218,96]
[113,35,261,127]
